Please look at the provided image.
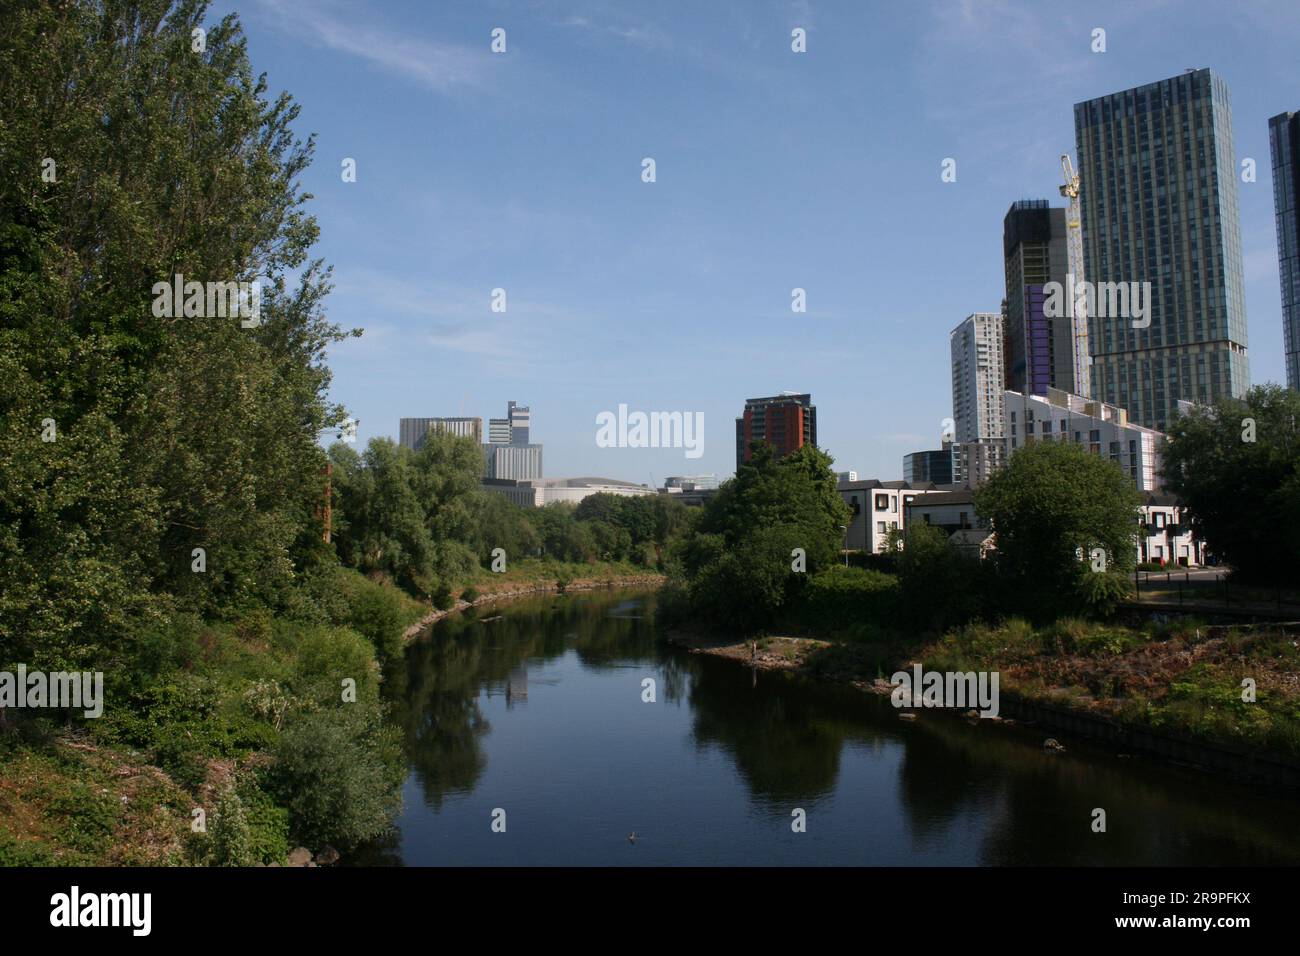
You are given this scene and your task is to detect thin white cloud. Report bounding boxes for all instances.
[253,0,490,93]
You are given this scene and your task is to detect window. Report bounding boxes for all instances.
[891,496,898,513]
[1154,513,1166,528]
[959,511,969,528]
[877,521,886,533]
[874,494,889,511]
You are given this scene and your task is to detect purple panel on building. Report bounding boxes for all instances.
[1025,284,1052,395]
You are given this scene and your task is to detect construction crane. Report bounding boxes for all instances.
[1060,153,1092,398]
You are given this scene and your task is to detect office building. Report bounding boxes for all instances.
[903,447,953,486]
[1004,200,1085,396]
[950,313,1005,444]
[399,417,483,450]
[735,393,817,472]
[663,475,719,492]
[488,418,511,444]
[508,401,531,444]
[1074,68,1250,431]
[1269,110,1300,390]
[483,443,543,481]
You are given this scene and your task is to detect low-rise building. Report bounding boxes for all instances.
[838,479,946,553]
[481,476,655,508]
[1138,493,1204,567]
[903,489,987,536]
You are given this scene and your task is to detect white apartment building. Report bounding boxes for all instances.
[950,312,1005,444]
[838,479,945,553]
[1005,388,1165,492]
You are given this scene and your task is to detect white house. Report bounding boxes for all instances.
[838,479,949,553]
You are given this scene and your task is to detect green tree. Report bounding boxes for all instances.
[1162,385,1300,585]
[975,440,1141,619]
[0,0,352,667]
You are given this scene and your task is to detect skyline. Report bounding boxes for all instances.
[217,0,1300,482]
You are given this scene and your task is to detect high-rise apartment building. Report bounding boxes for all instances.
[1269,110,1300,390]
[1004,200,1084,395]
[1074,68,1250,431]
[735,393,817,472]
[950,313,1005,443]
[398,417,483,450]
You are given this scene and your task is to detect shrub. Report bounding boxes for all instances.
[266,704,403,850]
[431,583,455,610]
[460,585,479,603]
[794,566,901,634]
[208,785,254,867]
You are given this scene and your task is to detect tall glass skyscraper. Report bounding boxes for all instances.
[1003,200,1079,396]
[1074,68,1250,431]
[1269,110,1300,391]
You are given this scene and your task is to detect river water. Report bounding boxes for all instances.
[365,589,1300,865]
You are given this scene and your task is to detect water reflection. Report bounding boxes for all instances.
[372,589,1300,866]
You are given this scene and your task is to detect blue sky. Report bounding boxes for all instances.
[213,0,1300,483]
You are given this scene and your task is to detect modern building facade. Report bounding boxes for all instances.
[399,417,484,450]
[950,313,1005,444]
[735,393,817,472]
[663,475,719,492]
[1074,68,1250,431]
[1003,200,1083,396]
[1005,387,1165,492]
[508,401,531,444]
[488,418,511,444]
[483,443,543,481]
[903,446,954,486]
[1269,110,1300,390]
[950,439,1007,489]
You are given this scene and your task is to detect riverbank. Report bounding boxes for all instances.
[402,572,664,639]
[665,618,1300,789]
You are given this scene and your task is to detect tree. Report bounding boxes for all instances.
[0,0,353,667]
[975,439,1140,619]
[1163,385,1300,585]
[678,443,850,633]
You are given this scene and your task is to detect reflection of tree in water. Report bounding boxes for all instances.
[897,716,1300,865]
[687,657,879,806]
[397,590,663,809]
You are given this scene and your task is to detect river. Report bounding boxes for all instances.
[358,589,1300,865]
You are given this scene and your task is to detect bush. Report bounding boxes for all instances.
[266,704,403,851]
[431,583,455,610]
[208,785,254,867]
[460,585,479,603]
[793,566,901,634]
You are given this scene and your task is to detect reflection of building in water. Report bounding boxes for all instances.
[506,666,528,707]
